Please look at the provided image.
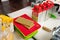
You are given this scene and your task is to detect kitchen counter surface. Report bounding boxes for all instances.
[8,6,60,40]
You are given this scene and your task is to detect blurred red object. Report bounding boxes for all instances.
[32,5,42,13]
[14,14,41,36]
[32,1,54,14]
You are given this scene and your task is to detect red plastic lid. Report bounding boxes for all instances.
[32,5,42,13]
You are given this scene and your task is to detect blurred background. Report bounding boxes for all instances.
[0,0,31,14]
[0,0,45,14]
[0,0,59,15]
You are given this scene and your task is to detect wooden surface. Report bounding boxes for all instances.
[0,0,29,15]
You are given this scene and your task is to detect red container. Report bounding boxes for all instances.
[32,1,54,22]
[14,14,41,36]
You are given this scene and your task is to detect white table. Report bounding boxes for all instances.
[7,6,60,40]
[46,0,60,5]
[52,1,60,5]
[45,0,60,5]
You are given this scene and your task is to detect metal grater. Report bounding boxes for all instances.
[50,26,60,40]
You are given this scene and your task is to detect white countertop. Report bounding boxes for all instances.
[7,6,60,40]
[53,1,60,5]
[47,0,60,5]
[7,6,32,18]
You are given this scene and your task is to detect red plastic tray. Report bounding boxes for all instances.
[14,14,41,36]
